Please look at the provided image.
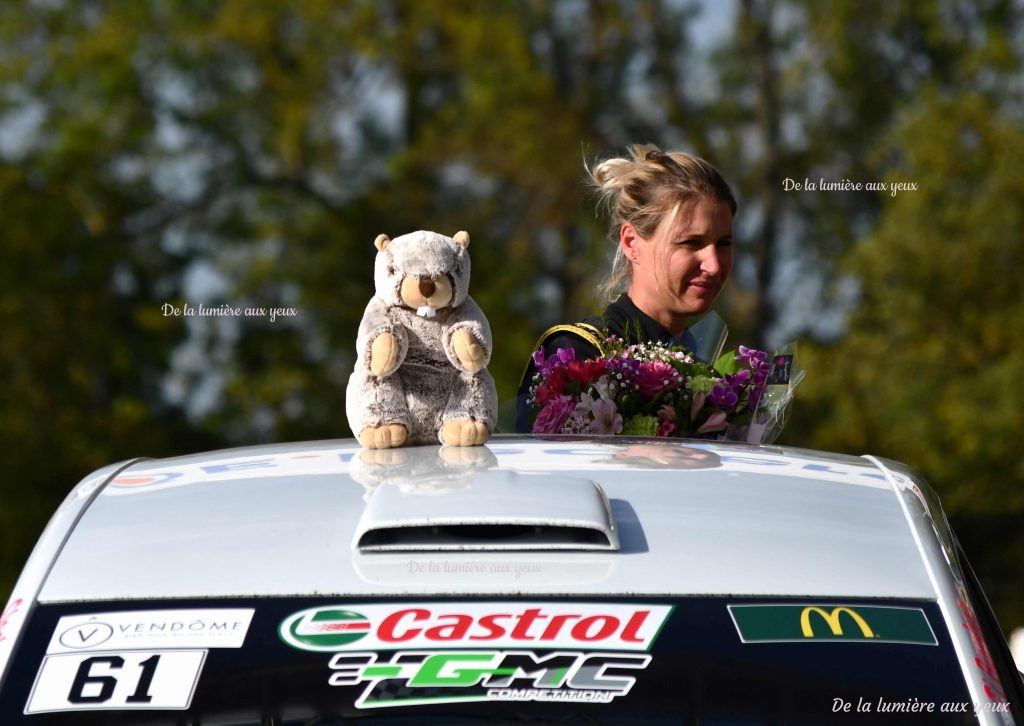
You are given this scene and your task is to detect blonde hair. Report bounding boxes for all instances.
[589,144,737,300]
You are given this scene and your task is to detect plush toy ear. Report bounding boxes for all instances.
[453,230,470,248]
[374,234,390,252]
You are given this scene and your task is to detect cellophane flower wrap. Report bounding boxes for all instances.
[528,336,795,443]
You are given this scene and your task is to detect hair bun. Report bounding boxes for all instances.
[592,157,631,189]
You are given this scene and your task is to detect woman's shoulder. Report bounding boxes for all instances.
[536,323,604,359]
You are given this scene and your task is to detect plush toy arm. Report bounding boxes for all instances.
[356,298,408,378]
[443,297,492,373]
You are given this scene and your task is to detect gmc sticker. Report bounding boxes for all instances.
[327,649,651,709]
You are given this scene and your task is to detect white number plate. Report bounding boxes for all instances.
[25,650,206,713]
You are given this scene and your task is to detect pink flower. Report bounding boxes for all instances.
[587,397,623,435]
[696,411,728,434]
[573,393,623,435]
[532,395,577,434]
[656,419,677,437]
[635,361,676,396]
[690,391,707,422]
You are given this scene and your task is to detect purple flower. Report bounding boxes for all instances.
[532,395,577,434]
[610,355,641,376]
[748,372,770,411]
[728,368,752,386]
[709,384,738,409]
[555,347,576,365]
[709,368,752,410]
[532,346,576,378]
[737,345,768,367]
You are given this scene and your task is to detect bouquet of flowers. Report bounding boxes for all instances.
[527,336,802,444]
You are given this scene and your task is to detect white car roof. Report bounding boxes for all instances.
[33,436,948,603]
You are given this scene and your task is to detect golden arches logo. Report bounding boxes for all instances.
[799,607,875,638]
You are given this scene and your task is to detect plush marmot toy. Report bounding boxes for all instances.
[346,230,497,448]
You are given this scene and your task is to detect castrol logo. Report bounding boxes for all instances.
[280,602,673,652]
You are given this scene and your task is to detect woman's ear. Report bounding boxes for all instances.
[619,222,640,263]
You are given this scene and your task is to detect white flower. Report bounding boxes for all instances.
[586,397,623,435]
[592,375,614,401]
[577,393,622,434]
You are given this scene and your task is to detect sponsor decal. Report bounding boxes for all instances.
[59,622,114,650]
[73,470,114,500]
[281,602,672,710]
[284,609,371,650]
[728,604,937,645]
[955,586,1009,707]
[25,650,206,713]
[906,482,931,513]
[525,445,890,484]
[47,609,254,654]
[279,602,672,653]
[327,650,650,708]
[0,597,24,644]
[104,449,359,495]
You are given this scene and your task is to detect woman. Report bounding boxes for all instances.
[515,144,737,432]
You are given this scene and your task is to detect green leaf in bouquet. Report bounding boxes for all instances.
[621,415,659,436]
[714,349,740,374]
[690,375,716,395]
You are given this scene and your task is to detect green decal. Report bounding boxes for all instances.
[362,666,403,678]
[408,653,516,687]
[728,604,937,645]
[280,608,370,650]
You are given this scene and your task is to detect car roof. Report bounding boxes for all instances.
[33,436,947,603]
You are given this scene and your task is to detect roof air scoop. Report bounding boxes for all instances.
[353,470,619,552]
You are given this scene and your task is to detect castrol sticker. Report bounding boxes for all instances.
[279,602,672,653]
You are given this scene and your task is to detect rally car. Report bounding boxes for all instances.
[0,436,1020,724]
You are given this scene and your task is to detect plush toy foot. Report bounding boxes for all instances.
[440,419,489,447]
[358,424,408,449]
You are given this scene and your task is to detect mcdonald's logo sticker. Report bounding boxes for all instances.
[800,607,874,638]
[728,604,937,645]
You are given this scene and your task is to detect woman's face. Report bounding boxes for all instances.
[623,195,734,334]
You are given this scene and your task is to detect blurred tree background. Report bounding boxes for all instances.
[1,0,1022,634]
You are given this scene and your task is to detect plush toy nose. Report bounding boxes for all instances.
[418,278,436,298]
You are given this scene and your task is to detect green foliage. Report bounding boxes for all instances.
[800,90,1024,511]
[621,416,659,437]
[791,89,1024,626]
[713,350,740,375]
